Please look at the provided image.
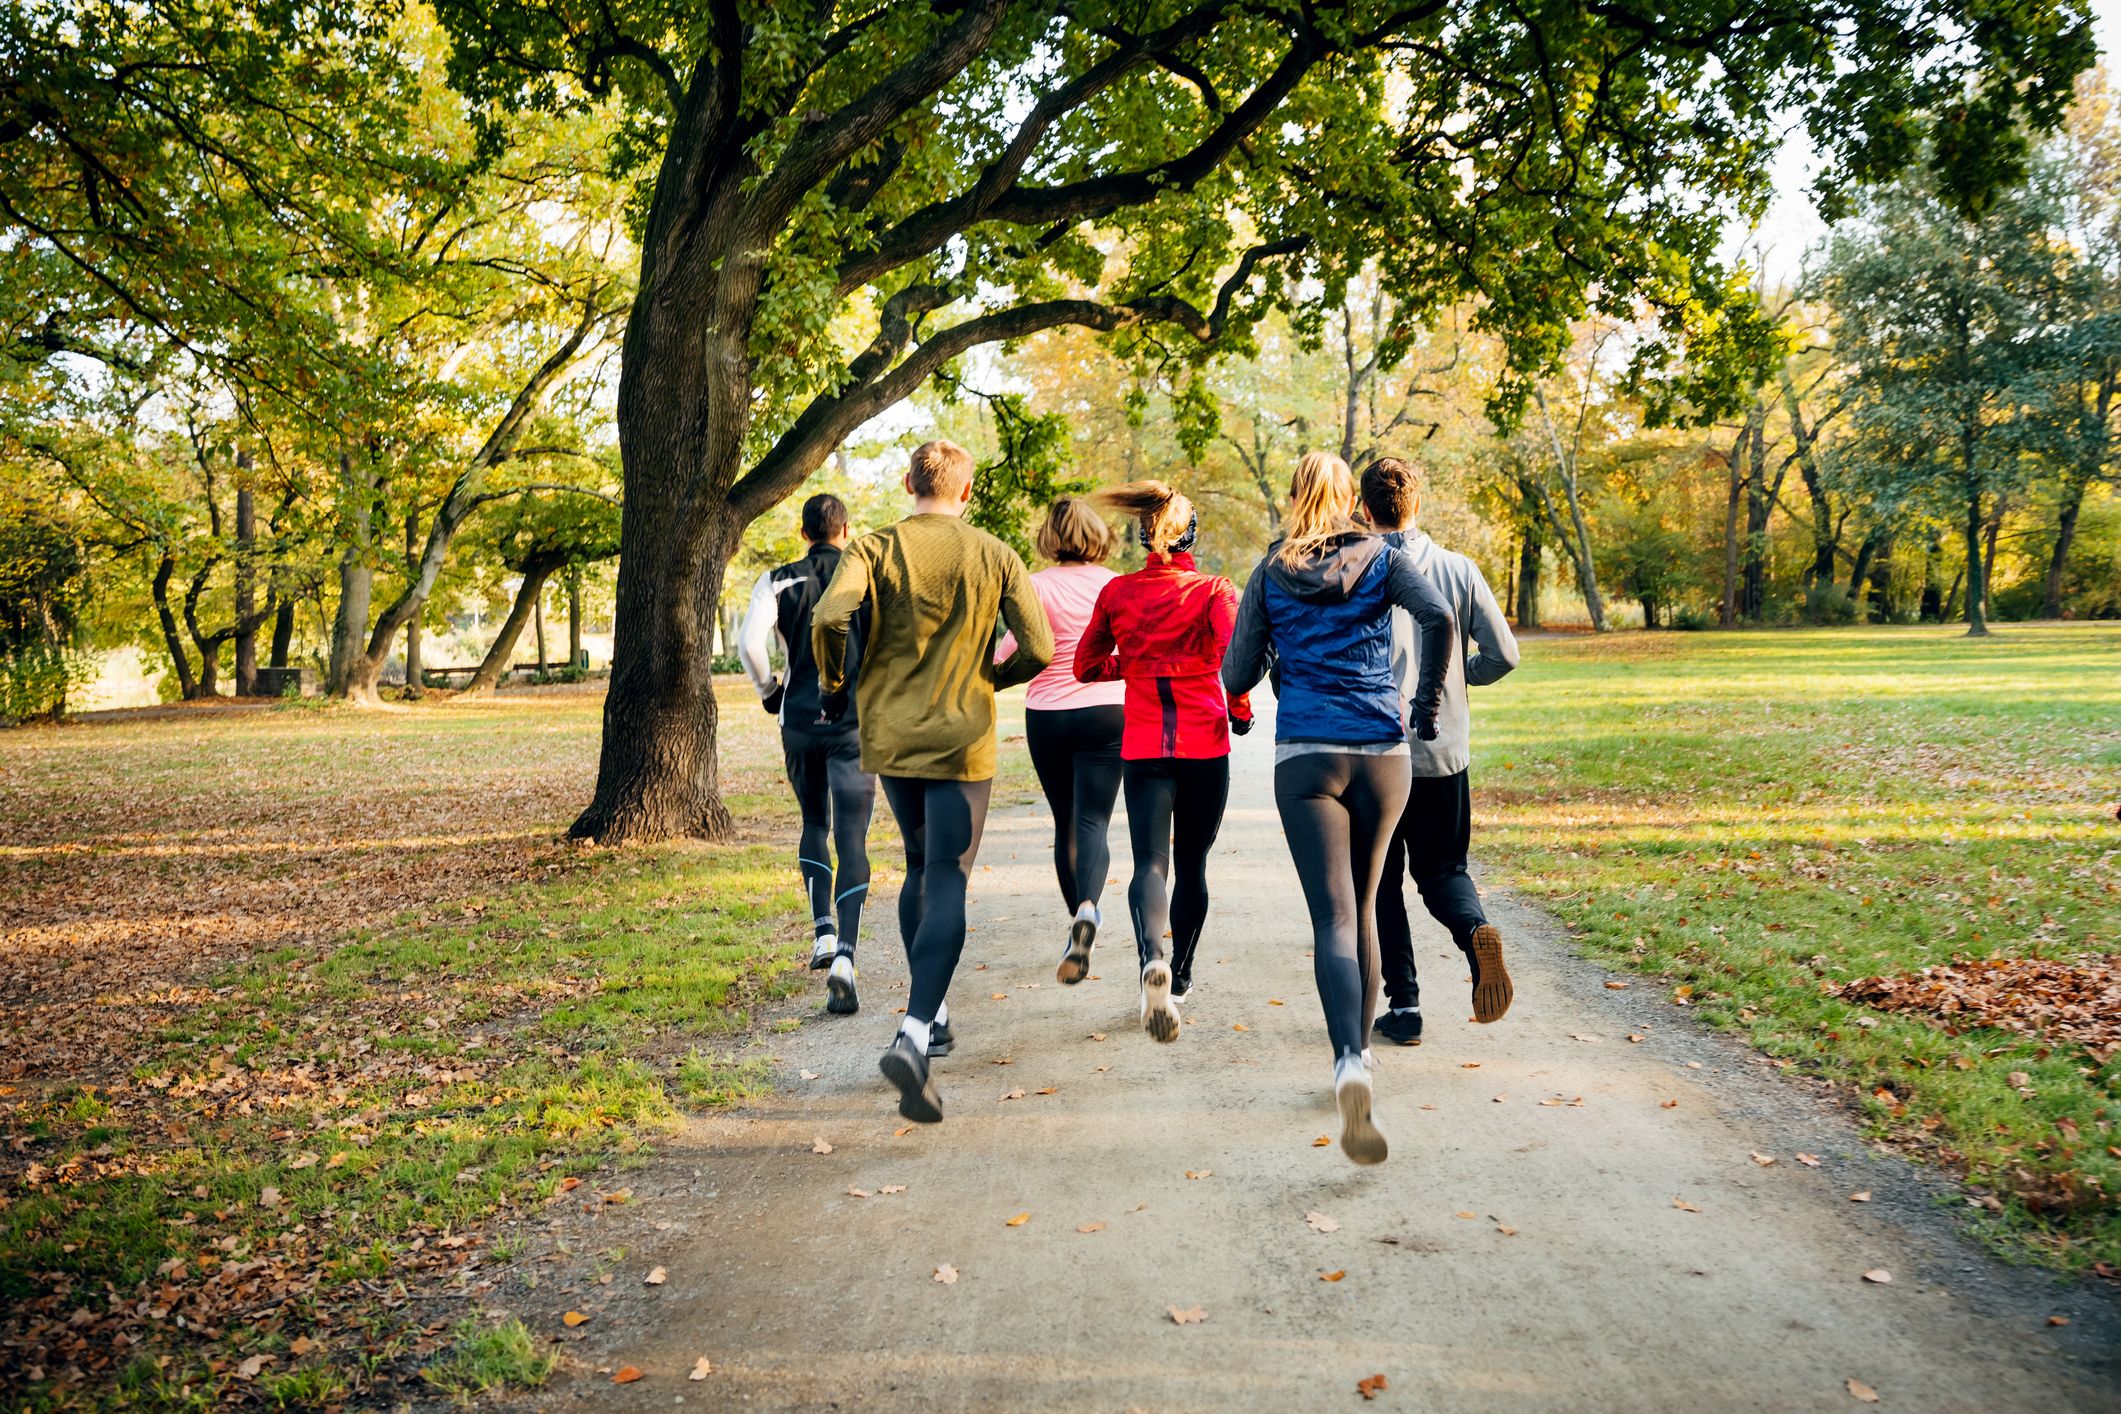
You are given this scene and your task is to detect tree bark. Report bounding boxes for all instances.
[1846,524,1886,608]
[1779,368,1838,590]
[233,451,258,694]
[1721,435,1742,628]
[2042,475,2088,618]
[462,555,563,696]
[1741,408,1771,622]
[401,511,424,696]
[1514,502,1542,628]
[567,564,583,668]
[270,592,295,669]
[151,551,198,701]
[533,582,549,674]
[1981,495,2006,622]
[327,451,378,701]
[181,557,224,698]
[1963,491,1989,637]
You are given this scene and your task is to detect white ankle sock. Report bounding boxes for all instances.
[899,1017,932,1055]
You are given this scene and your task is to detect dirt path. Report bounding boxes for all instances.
[536,718,2119,1412]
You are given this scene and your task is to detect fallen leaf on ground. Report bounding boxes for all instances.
[1571,1034,1600,1042]
[1078,1221,1106,1234]
[1001,1088,1026,1100]
[800,1069,819,1080]
[1796,1153,1822,1167]
[1672,1198,1701,1213]
[1492,1093,1508,1104]
[1850,1191,1872,1202]
[1319,1269,1346,1282]
[1090,1032,1107,1041]
[1497,1224,1519,1236]
[1454,1210,1477,1219]
[990,992,1008,1000]
[1847,1378,1880,1403]
[1358,1373,1389,1400]
[258,1187,281,1208]
[934,1264,959,1285]
[880,1184,906,1194]
[1862,1269,1892,1284]
[289,1152,318,1170]
[992,1057,1013,1066]
[690,1358,712,1380]
[1133,1202,1149,1212]
[1306,1211,1341,1233]
[1312,1135,1331,1147]
[236,1355,270,1379]
[1605,981,1630,990]
[1233,1023,1249,1032]
[563,1311,589,1327]
[1660,1099,1679,1109]
[1167,1305,1206,1325]
[1269,999,1285,1005]
[1185,1169,1212,1180]
[645,1266,667,1285]
[1036,1086,1057,1095]
[811,1137,834,1155]
[847,1187,871,1199]
[603,1187,632,1204]
[1460,1062,1480,1069]
[1751,1152,1777,1167]
[2049,1315,2070,1326]
[894,1126,913,1137]
[1006,1212,1030,1227]
[558,1174,583,1191]
[612,1367,642,1385]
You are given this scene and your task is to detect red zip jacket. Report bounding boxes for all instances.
[1073,552,1254,759]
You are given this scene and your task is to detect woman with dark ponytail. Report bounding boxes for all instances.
[1073,481,1251,1042]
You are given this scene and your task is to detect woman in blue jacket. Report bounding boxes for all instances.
[1223,451,1453,1164]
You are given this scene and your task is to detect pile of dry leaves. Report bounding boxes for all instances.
[1834,953,2121,1064]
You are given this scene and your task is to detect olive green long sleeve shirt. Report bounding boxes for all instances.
[811,513,1053,781]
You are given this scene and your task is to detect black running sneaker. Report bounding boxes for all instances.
[927,1018,955,1058]
[1467,924,1513,1023]
[878,1034,943,1123]
[1056,916,1095,985]
[1372,1007,1424,1046]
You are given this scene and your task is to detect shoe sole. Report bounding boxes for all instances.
[878,1048,943,1124]
[1470,925,1513,1023]
[808,945,835,971]
[826,965,858,1015]
[1141,961,1179,1043]
[1337,1077,1389,1165]
[1057,918,1095,985]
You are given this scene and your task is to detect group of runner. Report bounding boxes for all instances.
[739,438,1519,1164]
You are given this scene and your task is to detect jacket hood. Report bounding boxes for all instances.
[1262,531,1386,603]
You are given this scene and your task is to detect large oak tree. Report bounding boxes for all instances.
[428,0,2091,842]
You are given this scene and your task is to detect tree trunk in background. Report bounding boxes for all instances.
[1721,441,1742,627]
[2043,477,2087,618]
[567,565,583,668]
[1865,537,1894,621]
[1981,497,2006,622]
[151,551,198,700]
[269,593,295,669]
[462,557,562,696]
[533,585,548,674]
[1963,492,1989,637]
[327,451,378,701]
[1515,520,1542,628]
[233,451,258,695]
[1846,525,1883,605]
[1741,409,1770,622]
[401,512,423,696]
[1779,368,1837,590]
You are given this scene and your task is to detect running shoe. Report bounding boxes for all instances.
[1140,960,1180,1043]
[1335,1060,1388,1165]
[1056,915,1095,986]
[879,1033,943,1124]
[808,934,838,970]
[1467,924,1513,1023]
[1372,1007,1424,1046]
[826,954,859,1014]
[927,1017,955,1058]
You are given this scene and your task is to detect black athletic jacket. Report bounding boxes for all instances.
[739,543,866,728]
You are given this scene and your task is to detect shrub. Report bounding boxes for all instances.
[0,644,90,723]
[1801,583,1858,625]
[710,652,745,675]
[1671,605,1714,631]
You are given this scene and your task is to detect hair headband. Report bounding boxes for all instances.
[1139,510,1199,555]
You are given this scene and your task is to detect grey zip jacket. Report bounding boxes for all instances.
[1385,529,1520,775]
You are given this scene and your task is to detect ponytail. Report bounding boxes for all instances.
[1277,451,1358,567]
[1098,480,1197,560]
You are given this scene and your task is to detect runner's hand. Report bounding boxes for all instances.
[1228,711,1253,737]
[1414,714,1439,742]
[761,681,785,715]
[817,690,849,725]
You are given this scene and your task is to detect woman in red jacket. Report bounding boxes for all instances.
[1074,482,1252,1042]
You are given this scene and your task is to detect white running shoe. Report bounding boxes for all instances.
[1335,1057,1388,1165]
[1140,960,1179,1043]
[825,954,858,1014]
[808,934,838,970]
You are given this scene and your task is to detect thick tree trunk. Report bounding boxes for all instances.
[1514,513,1542,628]
[401,512,424,696]
[233,452,258,695]
[1721,442,1742,628]
[567,565,583,668]
[533,586,548,674]
[270,593,295,669]
[327,452,379,701]
[1865,537,1894,622]
[1741,409,1770,622]
[2042,477,2087,618]
[151,551,198,700]
[1963,492,1989,637]
[1981,496,2006,622]
[462,557,563,696]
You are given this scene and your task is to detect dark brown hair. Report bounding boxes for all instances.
[801,493,848,542]
[1360,456,1424,529]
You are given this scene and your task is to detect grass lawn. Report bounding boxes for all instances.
[1477,622,2120,1270]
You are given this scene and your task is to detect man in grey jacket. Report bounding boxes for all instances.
[1360,457,1521,1043]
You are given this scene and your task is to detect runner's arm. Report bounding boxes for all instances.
[1209,577,1254,725]
[1385,548,1454,737]
[810,545,870,698]
[1220,564,1272,698]
[1073,584,1121,682]
[1462,567,1521,687]
[736,571,780,700]
[992,552,1054,689]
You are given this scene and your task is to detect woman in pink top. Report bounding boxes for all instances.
[996,498,1127,981]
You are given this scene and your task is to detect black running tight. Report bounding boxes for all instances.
[1273,751,1413,1060]
[879,776,993,1024]
[783,724,875,952]
[1122,757,1229,982]
[1025,705,1124,913]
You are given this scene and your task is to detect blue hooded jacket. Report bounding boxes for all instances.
[1222,531,1454,744]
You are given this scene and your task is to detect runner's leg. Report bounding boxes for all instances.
[1345,755,1413,1047]
[1376,794,1421,1011]
[1123,761,1177,971]
[825,735,875,954]
[1274,754,1363,1059]
[783,726,837,967]
[1024,709,1080,908]
[879,775,928,977]
[1166,757,1229,994]
[1069,706,1125,913]
[894,778,991,1025]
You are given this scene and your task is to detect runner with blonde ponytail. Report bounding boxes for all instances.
[1223,451,1455,1164]
[1073,481,1251,1040]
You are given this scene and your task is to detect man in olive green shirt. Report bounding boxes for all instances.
[811,439,1052,1123]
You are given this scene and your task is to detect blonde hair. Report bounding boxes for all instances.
[1035,496,1113,564]
[908,439,975,498]
[1097,480,1194,560]
[1278,450,1358,567]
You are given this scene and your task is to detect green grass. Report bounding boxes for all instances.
[1478,622,2119,1267]
[418,1319,557,1405]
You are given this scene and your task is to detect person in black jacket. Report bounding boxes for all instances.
[739,493,875,1017]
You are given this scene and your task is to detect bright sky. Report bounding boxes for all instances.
[1746,0,2121,285]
